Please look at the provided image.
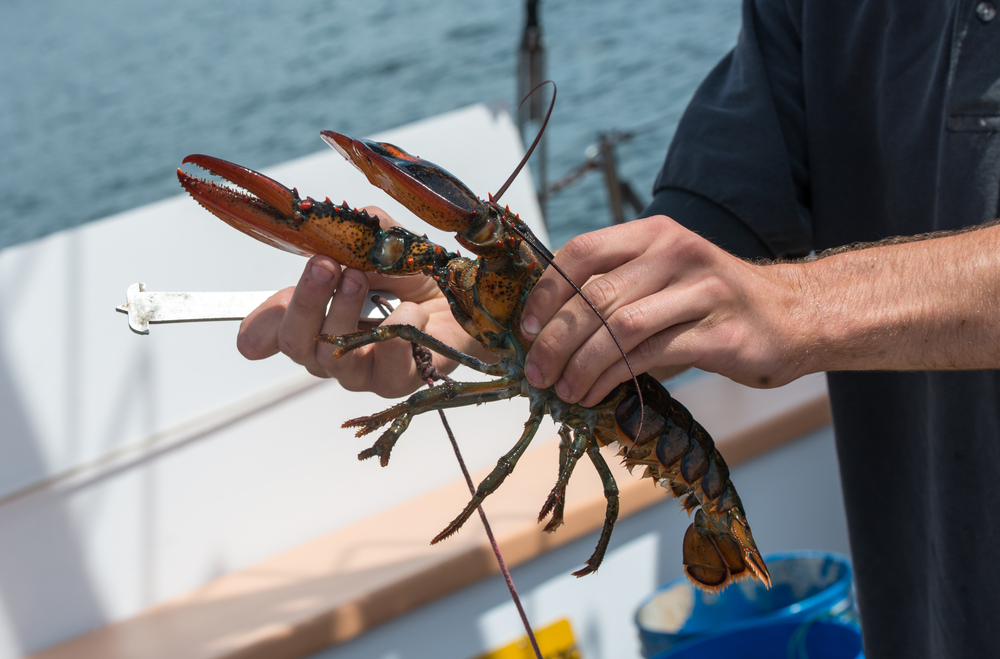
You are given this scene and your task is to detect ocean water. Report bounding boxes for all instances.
[0,0,740,251]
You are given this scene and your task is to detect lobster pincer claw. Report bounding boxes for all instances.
[178,154,445,275]
[321,131,484,233]
[178,155,313,256]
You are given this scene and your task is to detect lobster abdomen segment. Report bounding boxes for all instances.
[614,374,771,592]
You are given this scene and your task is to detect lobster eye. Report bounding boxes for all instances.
[375,234,404,267]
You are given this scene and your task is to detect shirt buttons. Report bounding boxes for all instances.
[976,1,996,22]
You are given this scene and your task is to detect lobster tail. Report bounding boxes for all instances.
[615,375,771,592]
[683,509,771,592]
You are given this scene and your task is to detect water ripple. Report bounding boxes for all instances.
[0,0,739,251]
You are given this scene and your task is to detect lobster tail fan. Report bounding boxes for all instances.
[682,510,771,592]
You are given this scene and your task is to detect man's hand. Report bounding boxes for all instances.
[519,216,804,406]
[519,215,1000,407]
[236,207,485,398]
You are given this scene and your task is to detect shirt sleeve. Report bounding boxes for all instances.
[651,0,812,258]
[642,187,775,259]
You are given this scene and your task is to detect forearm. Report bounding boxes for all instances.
[779,222,1000,376]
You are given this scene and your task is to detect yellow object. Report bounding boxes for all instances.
[473,619,580,659]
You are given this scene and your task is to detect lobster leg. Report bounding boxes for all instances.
[356,409,421,467]
[537,427,588,532]
[348,374,521,438]
[317,325,506,376]
[538,426,573,532]
[572,442,620,577]
[431,413,544,544]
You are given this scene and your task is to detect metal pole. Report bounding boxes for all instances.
[599,134,627,224]
[517,0,548,224]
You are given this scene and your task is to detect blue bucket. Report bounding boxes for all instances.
[652,619,863,659]
[635,551,856,657]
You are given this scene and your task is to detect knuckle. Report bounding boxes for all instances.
[612,302,648,340]
[648,214,675,230]
[529,273,561,300]
[697,274,733,306]
[315,347,341,373]
[532,331,564,366]
[677,231,717,266]
[277,333,309,363]
[562,231,602,263]
[634,331,665,364]
[583,276,620,311]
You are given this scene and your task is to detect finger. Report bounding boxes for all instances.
[321,267,370,335]
[314,267,371,376]
[237,287,294,360]
[330,300,431,396]
[577,322,698,408]
[553,285,711,403]
[277,255,342,371]
[645,363,692,384]
[372,301,432,396]
[521,223,651,339]
[523,248,676,390]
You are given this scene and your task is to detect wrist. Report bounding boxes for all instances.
[761,261,829,382]
[773,253,893,376]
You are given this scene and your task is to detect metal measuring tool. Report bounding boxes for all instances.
[116,282,398,335]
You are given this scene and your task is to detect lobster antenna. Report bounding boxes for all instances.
[493,80,556,203]
[505,222,645,447]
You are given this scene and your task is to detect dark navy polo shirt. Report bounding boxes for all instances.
[647,1,1000,657]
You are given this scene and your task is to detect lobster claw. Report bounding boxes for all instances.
[321,131,484,233]
[178,154,318,257]
[178,154,449,275]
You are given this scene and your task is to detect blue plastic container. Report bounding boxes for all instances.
[652,619,863,659]
[635,551,856,657]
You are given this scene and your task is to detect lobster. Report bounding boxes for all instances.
[176,127,771,593]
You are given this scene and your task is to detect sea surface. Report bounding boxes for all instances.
[0,0,741,251]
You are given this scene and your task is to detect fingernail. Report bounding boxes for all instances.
[524,361,542,386]
[339,275,361,295]
[522,315,541,336]
[310,264,334,283]
[555,378,571,400]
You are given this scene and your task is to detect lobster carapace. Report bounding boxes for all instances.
[177,129,770,592]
